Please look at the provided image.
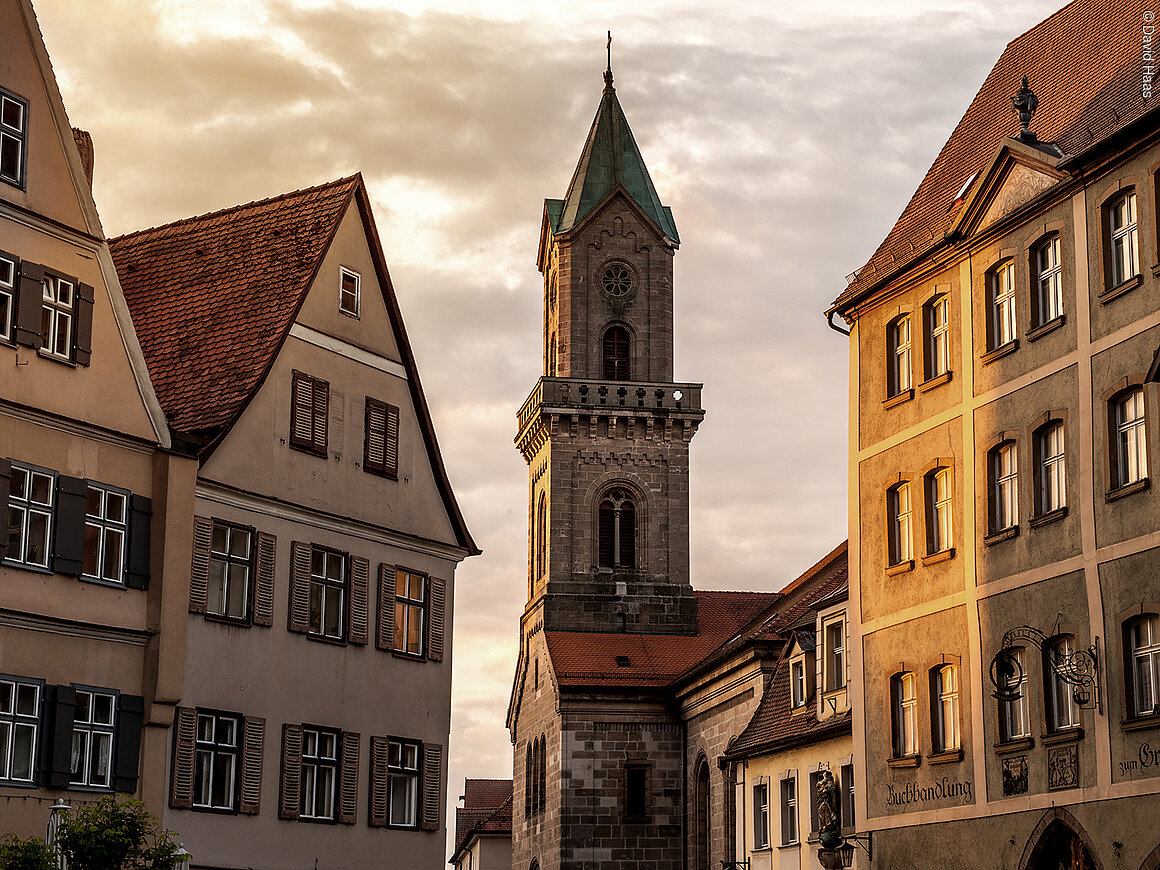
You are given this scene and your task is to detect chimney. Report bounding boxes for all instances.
[72,127,94,188]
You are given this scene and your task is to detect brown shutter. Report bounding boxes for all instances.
[14,260,43,348]
[74,282,94,366]
[313,378,329,453]
[253,532,276,627]
[170,706,196,809]
[349,556,369,645]
[364,399,386,472]
[52,476,88,576]
[368,736,389,827]
[239,716,265,815]
[125,495,152,589]
[428,577,446,662]
[287,542,311,633]
[279,724,303,820]
[291,372,313,446]
[376,564,396,650]
[338,731,360,824]
[384,403,400,478]
[189,517,212,614]
[421,742,442,831]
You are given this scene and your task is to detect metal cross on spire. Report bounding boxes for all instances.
[604,31,614,88]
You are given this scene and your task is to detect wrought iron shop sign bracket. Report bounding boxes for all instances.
[989,624,1101,712]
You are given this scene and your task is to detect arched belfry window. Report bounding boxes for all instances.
[598,489,636,569]
[535,494,547,579]
[603,326,630,381]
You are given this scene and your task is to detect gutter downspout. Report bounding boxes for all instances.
[826,310,851,336]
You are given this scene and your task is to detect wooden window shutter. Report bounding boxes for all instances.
[427,577,446,662]
[291,372,313,447]
[113,694,145,793]
[74,282,94,365]
[0,460,10,560]
[338,731,360,824]
[52,475,87,576]
[239,716,265,815]
[125,495,152,589]
[364,398,387,473]
[188,516,212,614]
[278,724,303,820]
[287,542,312,633]
[376,564,396,650]
[349,556,370,645]
[313,378,330,453]
[368,736,389,827]
[170,706,196,809]
[384,403,399,478]
[421,742,443,831]
[42,685,76,788]
[253,532,276,627]
[14,260,43,348]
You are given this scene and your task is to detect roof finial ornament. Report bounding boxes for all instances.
[1012,75,1039,143]
[604,31,614,89]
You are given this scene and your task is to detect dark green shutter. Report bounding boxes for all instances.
[125,495,152,589]
[114,693,144,793]
[52,476,88,576]
[42,685,76,788]
[74,283,94,365]
[14,260,43,348]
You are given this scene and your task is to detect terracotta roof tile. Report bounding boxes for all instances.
[110,176,359,437]
[453,780,513,859]
[833,0,1153,311]
[726,663,851,758]
[462,778,513,811]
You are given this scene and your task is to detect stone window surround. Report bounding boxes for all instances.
[1101,375,1151,497]
[1095,176,1144,300]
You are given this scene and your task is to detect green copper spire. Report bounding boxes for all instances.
[550,57,679,243]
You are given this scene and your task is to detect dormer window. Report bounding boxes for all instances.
[791,660,806,708]
[339,267,360,317]
[0,87,28,189]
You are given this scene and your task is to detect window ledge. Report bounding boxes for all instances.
[981,340,1019,365]
[1122,714,1160,732]
[918,371,953,392]
[1042,727,1083,746]
[1107,477,1150,502]
[37,349,77,367]
[993,737,1034,755]
[984,526,1019,546]
[1030,506,1068,528]
[778,842,801,851]
[927,748,964,765]
[289,442,329,459]
[205,613,253,629]
[78,575,129,590]
[306,633,348,647]
[883,389,913,409]
[1152,263,1160,278]
[391,650,429,662]
[887,754,921,769]
[0,560,53,575]
[921,548,955,566]
[885,560,914,576]
[1026,315,1065,343]
[1099,273,1142,303]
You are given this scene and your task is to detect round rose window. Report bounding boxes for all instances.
[602,263,632,297]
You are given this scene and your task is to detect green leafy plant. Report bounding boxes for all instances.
[0,836,56,870]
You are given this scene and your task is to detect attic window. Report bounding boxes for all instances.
[950,172,979,207]
[0,87,29,189]
[615,655,631,668]
[340,267,360,317]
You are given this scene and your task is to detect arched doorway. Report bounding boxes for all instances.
[694,757,710,870]
[1022,814,1101,870]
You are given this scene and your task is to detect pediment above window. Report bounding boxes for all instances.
[951,138,1068,239]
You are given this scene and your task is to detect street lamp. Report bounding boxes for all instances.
[46,800,69,870]
[173,844,191,870]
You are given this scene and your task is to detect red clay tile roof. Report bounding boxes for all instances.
[832,0,1155,312]
[546,590,780,688]
[110,176,359,437]
[453,780,513,861]
[462,778,514,811]
[725,663,851,759]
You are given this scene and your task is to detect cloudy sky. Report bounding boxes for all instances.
[35,0,1064,852]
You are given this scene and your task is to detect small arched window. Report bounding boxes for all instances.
[988,441,1018,533]
[886,314,911,397]
[930,663,959,753]
[538,735,547,813]
[603,326,630,381]
[598,489,636,569]
[525,742,533,820]
[548,333,557,377]
[886,481,912,566]
[890,672,918,758]
[1034,421,1066,516]
[535,494,547,579]
[1128,614,1160,717]
[1044,635,1080,732]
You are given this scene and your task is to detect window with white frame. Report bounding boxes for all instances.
[892,672,918,757]
[1112,388,1147,488]
[41,273,75,361]
[1044,637,1080,732]
[779,775,797,846]
[1130,615,1160,717]
[990,442,1018,533]
[339,267,360,317]
[998,648,1030,741]
[932,664,960,752]
[826,620,845,691]
[195,711,239,811]
[791,660,806,708]
[990,262,1017,349]
[753,782,769,849]
[925,296,950,380]
[0,88,28,188]
[71,689,115,789]
[840,763,854,830]
[394,569,426,657]
[888,315,911,396]
[0,677,39,784]
[1109,190,1139,287]
[83,484,128,584]
[6,463,54,569]
[308,547,346,641]
[208,522,252,621]
[1035,236,1063,324]
[0,252,14,342]
[927,467,953,554]
[300,727,338,820]
[887,482,912,566]
[1036,422,1066,514]
[388,738,421,828]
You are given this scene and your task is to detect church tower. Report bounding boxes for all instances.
[515,59,704,636]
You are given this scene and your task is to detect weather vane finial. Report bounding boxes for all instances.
[604,31,614,88]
